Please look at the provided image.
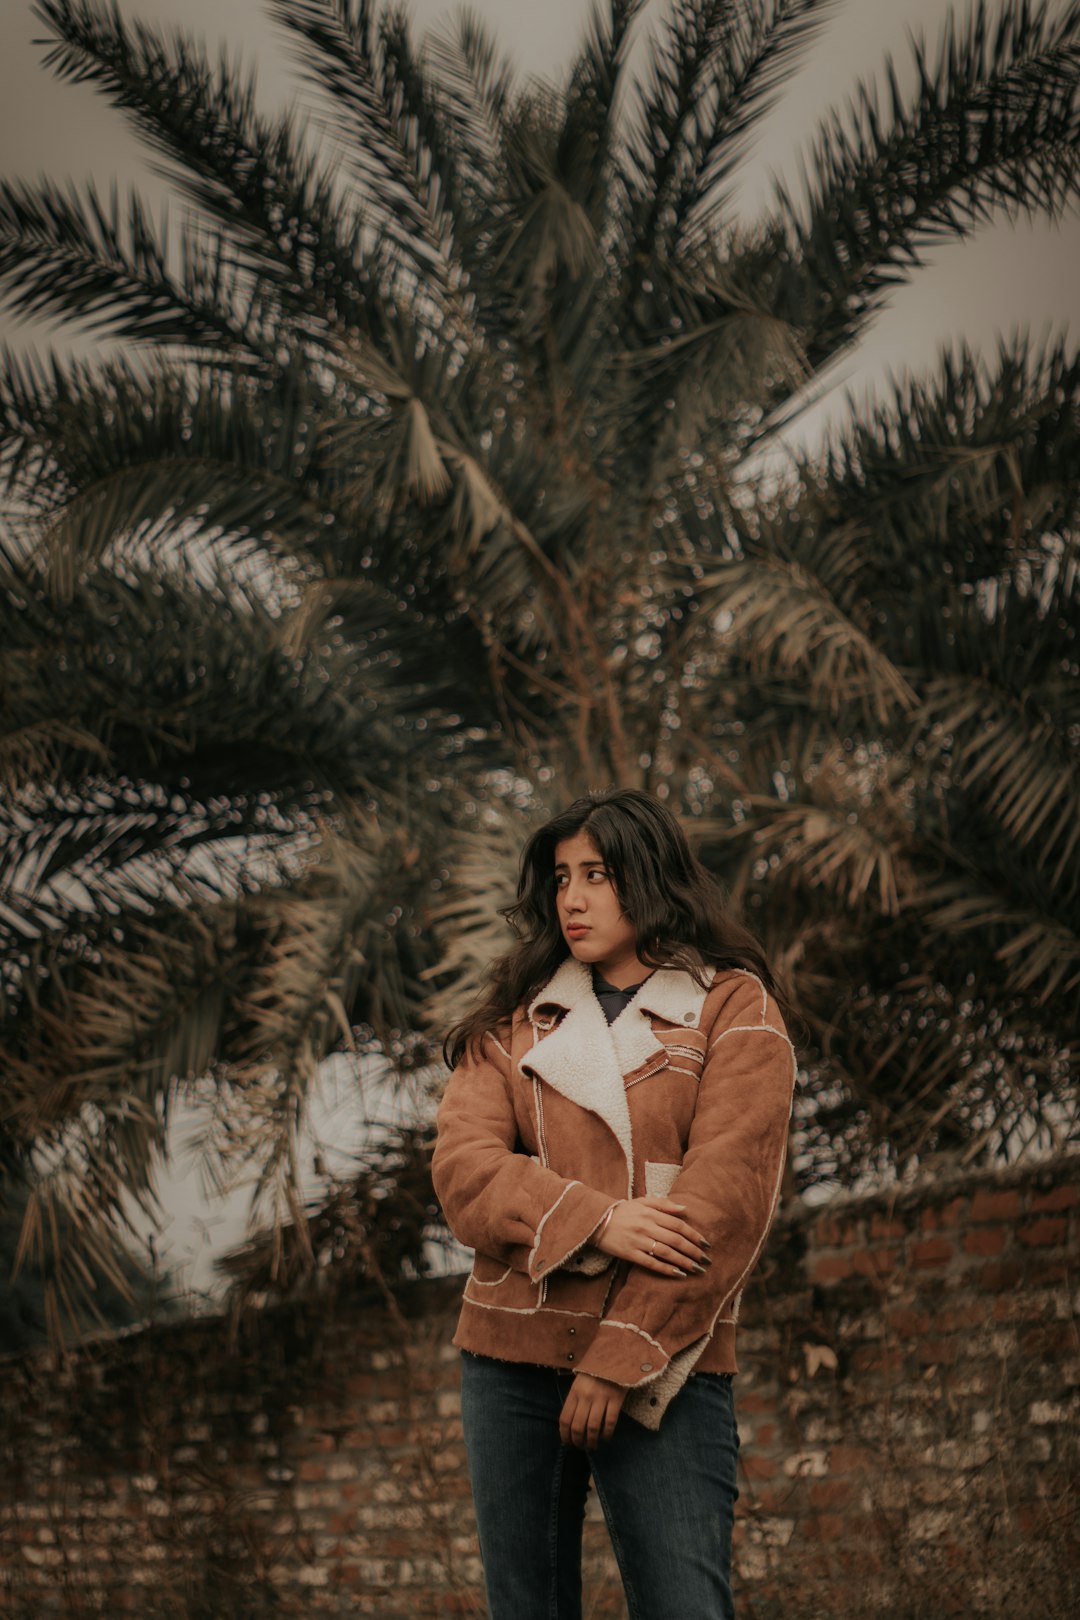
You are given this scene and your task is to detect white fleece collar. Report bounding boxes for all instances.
[521,958,713,1186]
[527,956,712,1027]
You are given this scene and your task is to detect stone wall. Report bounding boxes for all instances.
[1,1152,1077,1619]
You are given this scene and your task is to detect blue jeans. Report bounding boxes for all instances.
[459,1351,740,1620]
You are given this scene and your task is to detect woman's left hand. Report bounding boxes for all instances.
[559,1373,627,1450]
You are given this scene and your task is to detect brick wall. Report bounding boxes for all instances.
[1,1153,1077,1619]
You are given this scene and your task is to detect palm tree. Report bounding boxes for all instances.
[1,0,1078,1328]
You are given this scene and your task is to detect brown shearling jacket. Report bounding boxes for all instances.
[432,957,797,1428]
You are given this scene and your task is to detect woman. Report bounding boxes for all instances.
[432,788,798,1620]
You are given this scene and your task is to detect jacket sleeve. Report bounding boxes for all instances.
[432,1030,618,1284]
[575,977,797,1413]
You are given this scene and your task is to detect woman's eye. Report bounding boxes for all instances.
[588,870,609,883]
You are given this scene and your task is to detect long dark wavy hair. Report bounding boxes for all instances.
[445,787,794,1066]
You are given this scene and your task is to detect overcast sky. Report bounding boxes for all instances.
[3,0,1078,1291]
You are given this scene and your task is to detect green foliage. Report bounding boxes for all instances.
[1,0,1078,1332]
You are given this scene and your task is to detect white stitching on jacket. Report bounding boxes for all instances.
[594,1318,667,1355]
[707,1022,795,1056]
[528,1181,579,1278]
[466,1264,513,1288]
[460,1298,602,1319]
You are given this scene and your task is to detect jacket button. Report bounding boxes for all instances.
[682,1011,696,1024]
[568,1327,576,1335]
[640,1362,653,1372]
[536,1259,546,1270]
[566,1353,575,1362]
[650,1397,658,1407]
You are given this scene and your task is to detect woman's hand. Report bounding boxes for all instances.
[593,1195,710,1277]
[559,1373,627,1450]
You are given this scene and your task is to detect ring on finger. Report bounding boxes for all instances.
[648,1239,657,1256]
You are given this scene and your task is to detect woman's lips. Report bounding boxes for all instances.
[566,925,589,938]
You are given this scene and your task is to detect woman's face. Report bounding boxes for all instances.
[553,829,646,988]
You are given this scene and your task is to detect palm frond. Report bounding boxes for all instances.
[917,875,1080,1003]
[629,0,836,258]
[420,817,525,1037]
[558,1,645,226]
[270,0,458,287]
[778,0,1080,367]
[812,336,1080,590]
[32,0,389,319]
[716,791,909,917]
[696,541,917,726]
[0,349,327,563]
[191,823,433,1256]
[10,1150,157,1342]
[0,177,264,354]
[422,8,517,219]
[916,611,1080,891]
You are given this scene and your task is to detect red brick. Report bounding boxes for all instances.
[1014,1502,1055,1535]
[295,1431,336,1454]
[920,1198,965,1231]
[1021,1325,1077,1357]
[852,1246,900,1278]
[1028,1184,1079,1213]
[297,1459,327,1481]
[327,1510,358,1534]
[809,1478,854,1508]
[917,1337,959,1365]
[755,1423,778,1446]
[850,1344,904,1374]
[814,1215,862,1246]
[805,1512,846,1543]
[888,1308,930,1335]
[811,1253,854,1283]
[977,1258,1023,1290]
[868,1213,907,1240]
[1018,1217,1067,1247]
[963,1226,1006,1257]
[740,1453,778,1480]
[795,1551,844,1578]
[828,1444,876,1474]
[911,1236,953,1267]
[970,1188,1021,1221]
[735,1391,773,1414]
[344,1375,378,1398]
[377,1427,412,1445]
[992,1293,1049,1323]
[745,1485,785,1512]
[1028,1258,1069,1285]
[938,1301,988,1331]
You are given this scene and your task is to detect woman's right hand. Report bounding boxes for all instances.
[592,1196,711,1277]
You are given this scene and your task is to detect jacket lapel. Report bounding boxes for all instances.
[519,958,715,1180]
[521,958,633,1174]
[611,968,713,1075]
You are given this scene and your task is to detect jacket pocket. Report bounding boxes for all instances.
[467,1253,515,1287]
[463,1251,543,1311]
[644,1160,682,1197]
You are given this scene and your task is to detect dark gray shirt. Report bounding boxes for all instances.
[591,966,653,1025]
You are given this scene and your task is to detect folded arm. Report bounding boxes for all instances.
[432,1032,617,1283]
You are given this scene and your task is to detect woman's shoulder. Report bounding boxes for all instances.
[703,966,787,1034]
